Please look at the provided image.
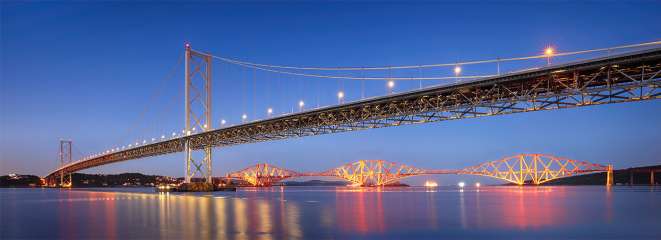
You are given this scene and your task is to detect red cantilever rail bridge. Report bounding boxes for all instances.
[225,154,614,186]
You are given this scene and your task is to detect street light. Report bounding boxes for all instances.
[387,80,395,94]
[267,107,273,117]
[337,91,344,104]
[545,47,555,56]
[454,65,462,76]
[298,100,305,111]
[220,119,226,126]
[242,114,247,122]
[544,46,555,65]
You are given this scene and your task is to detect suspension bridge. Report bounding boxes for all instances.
[45,41,661,189]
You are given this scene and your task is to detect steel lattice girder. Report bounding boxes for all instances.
[219,154,608,186]
[227,163,299,185]
[319,160,428,185]
[45,48,661,179]
[224,161,452,186]
[460,154,610,185]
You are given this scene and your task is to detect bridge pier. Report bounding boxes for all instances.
[629,169,635,186]
[651,170,655,185]
[606,164,613,186]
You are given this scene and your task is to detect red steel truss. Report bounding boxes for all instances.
[224,154,613,186]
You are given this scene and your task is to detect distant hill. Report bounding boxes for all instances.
[508,165,660,185]
[0,173,179,187]
[0,174,41,187]
[69,172,178,187]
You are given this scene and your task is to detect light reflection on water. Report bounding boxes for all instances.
[1,186,660,239]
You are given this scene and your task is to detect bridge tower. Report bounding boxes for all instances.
[59,140,72,187]
[184,43,213,185]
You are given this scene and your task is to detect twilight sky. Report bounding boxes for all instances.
[1,1,660,185]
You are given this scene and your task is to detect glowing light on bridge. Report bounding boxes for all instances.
[220,119,226,125]
[475,182,481,188]
[544,46,555,56]
[545,46,555,65]
[457,181,466,188]
[267,107,273,116]
[424,180,438,187]
[298,100,305,111]
[454,65,462,75]
[337,91,344,103]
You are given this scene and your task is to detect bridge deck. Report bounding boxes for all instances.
[46,48,661,179]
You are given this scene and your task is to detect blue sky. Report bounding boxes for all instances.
[1,1,660,185]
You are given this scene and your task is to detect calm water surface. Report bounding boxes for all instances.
[1,186,660,239]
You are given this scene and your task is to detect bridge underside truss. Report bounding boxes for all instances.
[46,49,660,180]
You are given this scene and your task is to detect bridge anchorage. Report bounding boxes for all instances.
[224,154,613,187]
[43,43,659,187]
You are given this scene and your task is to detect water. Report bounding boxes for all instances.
[1,186,660,239]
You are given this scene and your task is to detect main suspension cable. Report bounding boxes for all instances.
[218,58,497,81]
[207,40,661,71]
